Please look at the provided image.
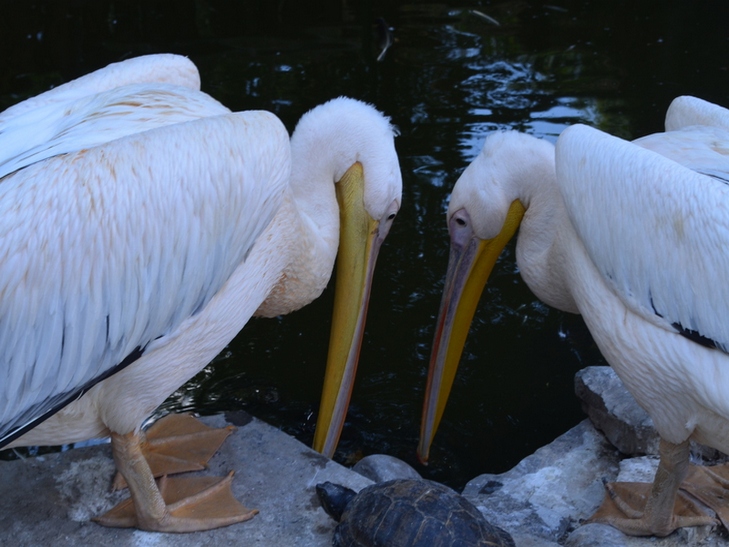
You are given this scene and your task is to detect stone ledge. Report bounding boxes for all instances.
[0,412,372,547]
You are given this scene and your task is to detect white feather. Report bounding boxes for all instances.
[557,122,729,351]
[0,105,288,443]
[0,56,402,450]
[444,96,729,453]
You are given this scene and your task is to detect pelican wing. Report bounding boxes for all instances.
[555,123,729,352]
[0,54,200,125]
[0,82,230,180]
[665,95,729,133]
[0,109,289,447]
[0,54,209,180]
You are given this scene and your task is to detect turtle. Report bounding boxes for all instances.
[316,479,515,547]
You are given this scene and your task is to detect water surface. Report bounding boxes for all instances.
[1,0,727,489]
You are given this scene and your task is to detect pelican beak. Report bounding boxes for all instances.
[418,199,525,464]
[313,162,386,457]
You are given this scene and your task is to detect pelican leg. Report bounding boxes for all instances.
[588,439,717,536]
[112,413,235,490]
[95,429,258,532]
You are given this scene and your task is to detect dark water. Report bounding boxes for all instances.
[1,0,728,489]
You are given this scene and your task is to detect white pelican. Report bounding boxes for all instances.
[419,96,729,536]
[0,54,402,532]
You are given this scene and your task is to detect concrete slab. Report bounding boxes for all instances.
[0,411,372,547]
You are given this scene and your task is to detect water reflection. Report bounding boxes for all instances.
[0,0,727,489]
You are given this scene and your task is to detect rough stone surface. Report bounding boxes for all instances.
[0,412,372,547]
[576,366,723,461]
[4,367,729,546]
[463,418,728,546]
[463,419,619,546]
[352,453,422,483]
[574,366,659,456]
[460,366,729,546]
[563,523,638,547]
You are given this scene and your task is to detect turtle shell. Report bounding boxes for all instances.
[331,479,514,547]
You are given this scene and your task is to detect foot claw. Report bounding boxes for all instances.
[112,414,235,490]
[589,475,717,536]
[96,472,258,532]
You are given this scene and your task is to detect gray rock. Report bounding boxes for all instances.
[5,368,729,546]
[564,523,632,547]
[463,417,727,546]
[565,520,720,547]
[576,366,723,461]
[574,366,659,456]
[461,367,728,546]
[352,453,422,483]
[463,419,619,546]
[0,412,372,547]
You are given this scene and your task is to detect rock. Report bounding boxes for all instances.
[462,417,727,547]
[574,366,659,456]
[565,520,720,547]
[460,367,728,546]
[614,455,659,483]
[576,366,723,461]
[563,522,634,547]
[0,412,373,547]
[352,453,422,483]
[462,419,619,546]
[5,368,729,546]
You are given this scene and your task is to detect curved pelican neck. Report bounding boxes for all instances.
[503,133,558,212]
[258,97,399,320]
[513,137,562,246]
[484,133,577,313]
[288,126,341,238]
[285,115,344,294]
[253,106,351,319]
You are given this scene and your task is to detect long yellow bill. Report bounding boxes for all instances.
[313,162,386,457]
[418,200,525,464]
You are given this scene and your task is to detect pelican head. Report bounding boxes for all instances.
[300,98,402,458]
[417,132,560,463]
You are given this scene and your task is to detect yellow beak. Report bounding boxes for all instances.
[418,199,525,464]
[312,162,385,457]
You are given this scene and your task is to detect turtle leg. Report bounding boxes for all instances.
[588,439,717,536]
[95,428,257,531]
[112,413,235,490]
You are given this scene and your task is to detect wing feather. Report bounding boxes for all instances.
[0,54,200,124]
[0,109,289,445]
[665,96,729,133]
[0,83,230,180]
[556,123,729,351]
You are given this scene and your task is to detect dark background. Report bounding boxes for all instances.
[1,0,727,488]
